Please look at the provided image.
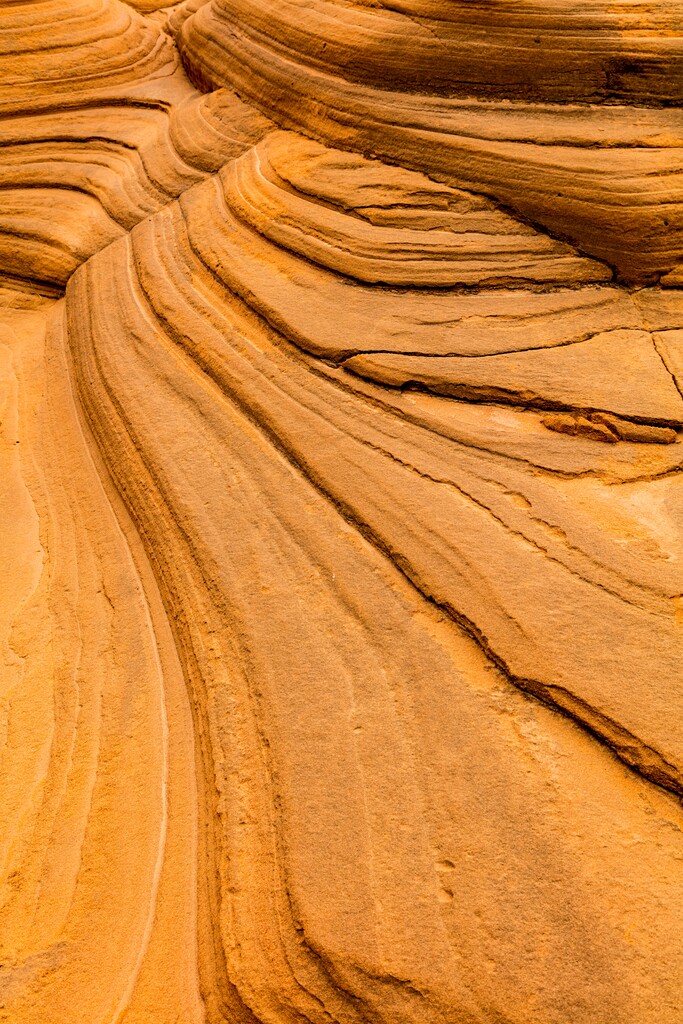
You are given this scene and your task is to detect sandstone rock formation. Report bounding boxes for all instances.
[2,2,683,1023]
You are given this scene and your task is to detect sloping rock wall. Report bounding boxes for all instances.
[1,2,683,1022]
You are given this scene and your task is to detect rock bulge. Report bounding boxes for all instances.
[177,0,683,283]
[1,2,683,1023]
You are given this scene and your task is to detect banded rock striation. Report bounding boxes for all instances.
[2,2,683,1023]
[177,0,683,283]
[0,0,272,292]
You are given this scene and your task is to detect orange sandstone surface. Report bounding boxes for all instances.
[1,2,683,1022]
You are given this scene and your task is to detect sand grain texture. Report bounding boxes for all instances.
[1,1,683,1022]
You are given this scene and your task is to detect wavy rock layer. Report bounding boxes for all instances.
[177,2,683,284]
[0,0,272,292]
[180,0,683,105]
[2,1,683,1022]
[0,296,204,1023]
[64,223,683,1023]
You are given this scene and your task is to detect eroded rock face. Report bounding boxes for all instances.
[1,2,683,1022]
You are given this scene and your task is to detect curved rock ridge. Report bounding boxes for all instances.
[76,153,683,475]
[193,133,683,432]
[3,1,683,1022]
[0,89,271,291]
[225,132,611,287]
[177,3,683,284]
[343,330,683,427]
[180,0,683,105]
[0,297,204,1023]
[0,0,272,291]
[0,0,175,114]
[65,164,683,796]
[63,208,683,1023]
[123,0,174,10]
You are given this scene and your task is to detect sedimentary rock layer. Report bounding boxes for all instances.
[65,160,683,795]
[63,219,683,1022]
[177,2,683,283]
[0,0,272,291]
[0,296,203,1023]
[2,1,683,1022]
[180,0,683,105]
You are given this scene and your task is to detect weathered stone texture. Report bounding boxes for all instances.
[1,2,683,1022]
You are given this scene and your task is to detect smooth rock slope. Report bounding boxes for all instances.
[1,2,683,1022]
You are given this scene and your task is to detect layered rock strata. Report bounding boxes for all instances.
[0,0,271,292]
[2,2,683,1023]
[177,0,683,283]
